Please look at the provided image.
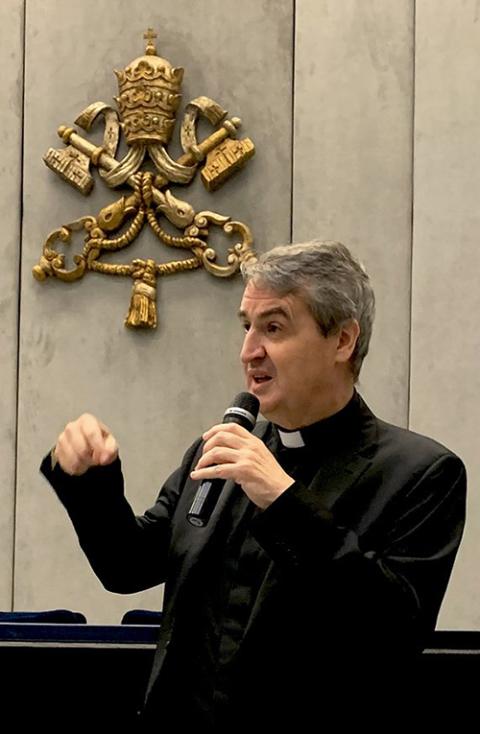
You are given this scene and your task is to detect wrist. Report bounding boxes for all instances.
[262,477,295,509]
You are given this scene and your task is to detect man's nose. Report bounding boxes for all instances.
[240,330,266,364]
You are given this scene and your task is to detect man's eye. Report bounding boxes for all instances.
[267,323,280,333]
[242,323,250,332]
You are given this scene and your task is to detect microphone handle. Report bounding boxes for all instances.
[187,478,225,527]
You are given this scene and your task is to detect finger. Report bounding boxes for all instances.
[67,429,94,466]
[202,430,246,454]
[201,423,224,441]
[58,427,91,471]
[79,414,108,456]
[194,446,239,471]
[55,438,90,476]
[98,419,113,438]
[190,463,234,482]
[202,423,250,441]
[99,433,119,465]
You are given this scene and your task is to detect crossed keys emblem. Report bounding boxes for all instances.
[33,29,257,328]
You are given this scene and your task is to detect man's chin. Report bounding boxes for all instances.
[256,396,280,422]
[245,380,281,419]
[257,397,298,429]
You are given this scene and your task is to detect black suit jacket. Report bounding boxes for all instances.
[41,393,466,729]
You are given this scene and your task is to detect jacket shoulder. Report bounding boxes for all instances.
[375,417,465,473]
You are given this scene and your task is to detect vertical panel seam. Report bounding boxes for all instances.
[407,0,416,430]
[290,0,296,243]
[12,0,27,611]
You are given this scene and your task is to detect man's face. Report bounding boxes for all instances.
[239,281,348,429]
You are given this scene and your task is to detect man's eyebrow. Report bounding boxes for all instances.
[237,306,291,321]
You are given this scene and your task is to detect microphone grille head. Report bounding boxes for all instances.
[232,391,260,416]
[222,392,260,430]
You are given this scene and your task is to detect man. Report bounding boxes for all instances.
[41,241,466,730]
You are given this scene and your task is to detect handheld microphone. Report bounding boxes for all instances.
[187,392,260,527]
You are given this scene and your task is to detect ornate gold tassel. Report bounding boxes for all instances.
[125,260,157,328]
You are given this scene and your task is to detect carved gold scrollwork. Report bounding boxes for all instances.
[32,218,92,283]
[186,213,255,278]
[74,102,121,159]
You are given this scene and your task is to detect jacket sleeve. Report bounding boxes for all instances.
[40,438,202,594]
[250,451,466,653]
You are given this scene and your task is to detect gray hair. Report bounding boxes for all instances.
[241,240,375,381]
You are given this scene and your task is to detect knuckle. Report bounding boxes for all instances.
[64,422,74,436]
[78,447,93,462]
[79,412,95,423]
[84,428,97,442]
[80,414,99,433]
[66,459,81,475]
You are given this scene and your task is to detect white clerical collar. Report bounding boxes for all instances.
[276,428,306,449]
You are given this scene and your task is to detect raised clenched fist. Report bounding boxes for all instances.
[54,413,118,476]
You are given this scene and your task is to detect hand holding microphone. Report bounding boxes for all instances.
[188,392,295,525]
[187,392,259,526]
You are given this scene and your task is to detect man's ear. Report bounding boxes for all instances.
[335,319,360,364]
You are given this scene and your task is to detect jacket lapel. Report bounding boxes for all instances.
[243,399,379,639]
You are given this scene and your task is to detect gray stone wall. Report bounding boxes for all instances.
[0,0,23,611]
[294,0,414,428]
[410,0,480,628]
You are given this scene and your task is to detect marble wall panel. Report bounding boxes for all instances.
[411,0,480,628]
[0,0,24,610]
[293,0,414,426]
[15,0,293,623]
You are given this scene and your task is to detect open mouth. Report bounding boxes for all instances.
[252,376,272,385]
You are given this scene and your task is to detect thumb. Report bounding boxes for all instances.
[99,433,118,465]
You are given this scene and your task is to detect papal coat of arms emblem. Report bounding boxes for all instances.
[33,29,257,328]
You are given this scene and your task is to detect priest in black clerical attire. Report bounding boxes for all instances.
[41,240,466,731]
